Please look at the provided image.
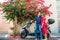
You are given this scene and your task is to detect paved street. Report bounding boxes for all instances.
[0,32,60,40]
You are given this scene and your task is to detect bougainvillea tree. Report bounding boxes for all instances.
[0,0,52,36]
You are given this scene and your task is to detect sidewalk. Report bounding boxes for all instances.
[0,32,8,38]
[51,33,60,38]
[0,32,60,40]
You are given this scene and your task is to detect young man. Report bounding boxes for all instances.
[34,12,42,40]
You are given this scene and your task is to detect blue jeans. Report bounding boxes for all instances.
[34,24,42,40]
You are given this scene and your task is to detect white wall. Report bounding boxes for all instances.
[45,0,58,33]
[0,0,13,32]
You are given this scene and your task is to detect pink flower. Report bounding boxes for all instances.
[34,0,45,10]
[0,9,2,12]
[2,2,8,6]
[43,6,49,10]
[26,0,30,3]
[35,9,40,13]
[40,0,45,3]
[42,4,52,16]
[43,4,52,10]
[24,14,29,17]
[48,4,52,8]
[34,5,38,9]
[25,5,31,11]
[10,2,14,4]
[35,0,45,5]
[33,11,36,14]
[45,10,52,16]
[8,0,12,2]
[7,12,11,15]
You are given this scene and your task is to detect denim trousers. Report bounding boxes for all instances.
[34,24,42,40]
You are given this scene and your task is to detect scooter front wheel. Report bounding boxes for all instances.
[20,29,27,39]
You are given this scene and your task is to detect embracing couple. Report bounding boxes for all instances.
[34,12,48,40]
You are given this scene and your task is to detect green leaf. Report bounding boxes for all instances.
[24,9,29,13]
[20,2,26,8]
[5,16,10,20]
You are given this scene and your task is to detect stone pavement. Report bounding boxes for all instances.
[0,32,60,40]
[0,37,59,40]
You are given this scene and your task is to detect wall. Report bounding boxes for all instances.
[45,0,58,33]
[0,0,13,32]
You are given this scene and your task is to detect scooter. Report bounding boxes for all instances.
[20,18,55,39]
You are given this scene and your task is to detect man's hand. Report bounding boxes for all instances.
[30,20,35,23]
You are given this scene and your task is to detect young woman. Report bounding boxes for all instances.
[41,13,48,40]
[34,12,42,40]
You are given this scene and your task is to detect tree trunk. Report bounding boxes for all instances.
[11,16,26,37]
[13,16,18,37]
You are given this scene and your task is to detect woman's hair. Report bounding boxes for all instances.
[42,12,47,16]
